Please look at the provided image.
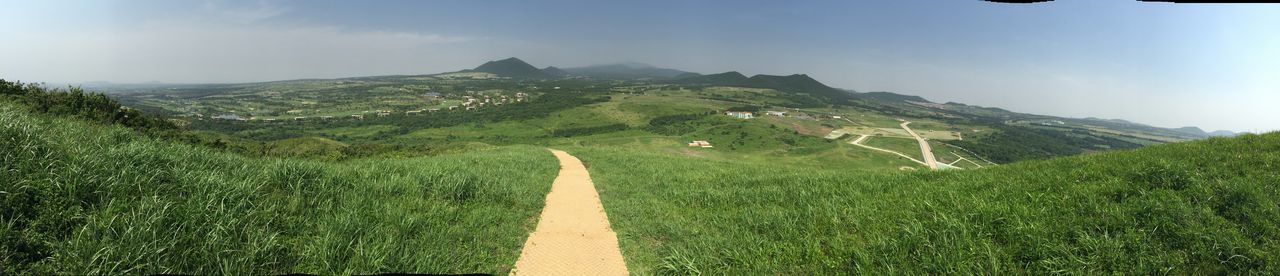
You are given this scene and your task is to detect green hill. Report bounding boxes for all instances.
[569,132,1280,274]
[674,71,752,86]
[562,63,693,80]
[0,102,559,274]
[540,66,570,77]
[675,72,851,101]
[855,91,931,103]
[470,57,554,79]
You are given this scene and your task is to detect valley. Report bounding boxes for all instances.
[101,58,1212,171]
[2,57,1273,274]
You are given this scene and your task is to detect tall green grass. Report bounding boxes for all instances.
[570,132,1280,274]
[0,104,559,274]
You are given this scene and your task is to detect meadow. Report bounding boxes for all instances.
[0,103,559,274]
[569,133,1280,274]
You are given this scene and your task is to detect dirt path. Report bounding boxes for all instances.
[900,121,939,170]
[512,149,628,275]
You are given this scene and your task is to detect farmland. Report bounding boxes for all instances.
[0,101,559,274]
[2,56,1272,274]
[570,134,1280,274]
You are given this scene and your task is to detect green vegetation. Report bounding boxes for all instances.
[571,133,1279,274]
[862,136,922,157]
[0,103,558,274]
[1,80,174,132]
[952,124,1143,163]
[4,56,1266,275]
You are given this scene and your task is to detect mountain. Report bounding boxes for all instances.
[851,91,931,103]
[747,74,837,93]
[674,72,851,100]
[561,63,693,80]
[1208,130,1238,137]
[541,66,570,77]
[674,71,752,86]
[470,57,553,79]
[1172,126,1208,137]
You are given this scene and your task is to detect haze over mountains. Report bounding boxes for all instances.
[467,57,1239,137]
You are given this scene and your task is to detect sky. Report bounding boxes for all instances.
[1,0,1277,132]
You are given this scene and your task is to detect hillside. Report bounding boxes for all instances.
[569,132,1280,274]
[562,63,693,80]
[854,91,931,103]
[0,102,560,274]
[673,71,752,86]
[470,57,554,79]
[673,72,851,100]
[3,76,1276,274]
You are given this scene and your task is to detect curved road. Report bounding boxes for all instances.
[900,121,939,170]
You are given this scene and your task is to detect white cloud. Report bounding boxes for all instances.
[201,0,290,24]
[0,22,488,83]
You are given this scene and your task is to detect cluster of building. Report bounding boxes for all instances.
[206,92,531,122]
[461,92,526,110]
[687,140,713,148]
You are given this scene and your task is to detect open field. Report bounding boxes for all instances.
[571,133,1280,274]
[862,136,924,159]
[0,104,559,274]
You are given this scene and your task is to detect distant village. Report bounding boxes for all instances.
[198,91,528,122]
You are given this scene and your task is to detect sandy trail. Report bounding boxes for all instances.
[512,149,628,275]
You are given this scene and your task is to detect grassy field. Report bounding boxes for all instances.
[862,136,923,158]
[570,133,1280,274]
[0,104,559,274]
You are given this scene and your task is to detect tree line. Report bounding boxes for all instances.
[0,79,176,133]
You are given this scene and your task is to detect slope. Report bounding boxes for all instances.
[562,63,693,80]
[471,57,554,79]
[568,132,1280,274]
[0,102,560,274]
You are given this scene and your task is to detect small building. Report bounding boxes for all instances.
[832,116,842,119]
[351,114,364,119]
[725,111,755,119]
[320,116,334,120]
[406,110,422,115]
[466,106,476,111]
[448,106,459,110]
[688,140,713,148]
[428,108,440,112]
[766,111,787,117]
[377,112,391,117]
[293,117,306,121]
[212,114,245,121]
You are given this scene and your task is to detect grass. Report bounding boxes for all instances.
[569,132,1280,274]
[0,103,559,274]
[862,136,923,158]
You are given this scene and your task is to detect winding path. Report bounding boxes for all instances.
[512,149,628,275]
[850,134,928,166]
[900,121,940,170]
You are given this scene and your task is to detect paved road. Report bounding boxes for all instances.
[512,149,628,275]
[900,122,939,170]
[850,134,927,166]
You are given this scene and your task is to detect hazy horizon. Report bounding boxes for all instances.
[2,0,1277,133]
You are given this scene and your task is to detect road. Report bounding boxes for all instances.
[900,121,939,170]
[512,149,629,275]
[849,134,928,166]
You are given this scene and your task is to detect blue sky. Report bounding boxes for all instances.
[1,0,1277,132]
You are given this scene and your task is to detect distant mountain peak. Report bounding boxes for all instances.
[471,57,553,78]
[542,66,569,76]
[563,63,694,80]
